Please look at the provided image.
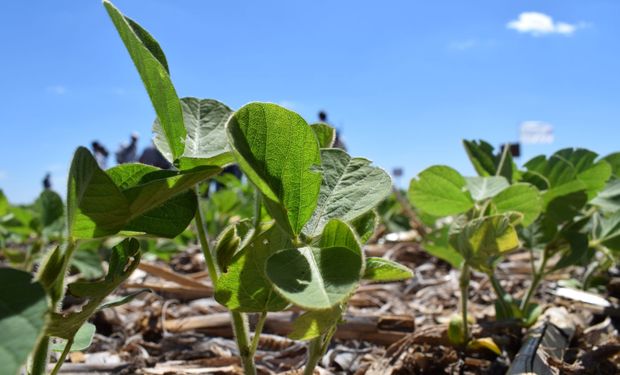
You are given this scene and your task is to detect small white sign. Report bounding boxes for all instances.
[520,121,554,144]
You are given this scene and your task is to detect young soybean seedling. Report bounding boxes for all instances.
[101,2,413,374]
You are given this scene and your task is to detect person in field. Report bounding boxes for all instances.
[115,132,139,164]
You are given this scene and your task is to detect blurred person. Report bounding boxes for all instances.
[139,141,172,169]
[42,173,52,190]
[91,141,109,169]
[115,132,139,164]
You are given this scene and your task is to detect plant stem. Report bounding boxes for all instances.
[304,335,325,375]
[49,338,73,375]
[30,335,49,375]
[520,248,548,311]
[488,272,512,315]
[194,188,219,286]
[249,311,268,355]
[459,264,470,343]
[495,143,510,177]
[231,311,257,375]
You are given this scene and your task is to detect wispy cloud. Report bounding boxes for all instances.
[507,12,585,36]
[46,85,67,95]
[448,39,478,51]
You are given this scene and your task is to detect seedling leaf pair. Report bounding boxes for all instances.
[67,148,219,239]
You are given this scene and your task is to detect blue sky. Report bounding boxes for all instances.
[1,0,619,203]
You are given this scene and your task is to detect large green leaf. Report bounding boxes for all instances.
[449,214,520,272]
[215,224,291,312]
[266,220,363,310]
[423,226,464,268]
[465,176,509,201]
[67,147,130,239]
[363,257,413,282]
[107,162,217,237]
[303,149,391,237]
[227,103,322,236]
[408,166,474,216]
[0,268,48,375]
[104,0,186,161]
[154,98,234,168]
[525,149,611,204]
[310,123,336,148]
[491,183,542,227]
[47,239,141,340]
[289,306,342,341]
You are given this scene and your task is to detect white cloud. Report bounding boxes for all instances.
[46,85,67,95]
[507,12,583,36]
[448,39,478,51]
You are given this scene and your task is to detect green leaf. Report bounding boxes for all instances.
[449,214,520,272]
[227,103,322,236]
[465,176,509,201]
[463,140,514,182]
[363,257,413,282]
[551,232,589,271]
[310,123,336,148]
[215,224,291,312]
[153,98,234,168]
[98,289,151,310]
[214,224,241,272]
[350,210,378,244]
[546,191,587,224]
[303,149,391,238]
[104,0,186,161]
[603,152,620,178]
[491,183,542,227]
[266,220,363,310]
[122,190,198,238]
[0,268,48,375]
[71,244,104,279]
[67,147,130,239]
[594,212,620,251]
[424,243,464,268]
[289,306,342,341]
[107,162,217,237]
[408,166,474,216]
[50,322,96,353]
[47,238,141,340]
[34,190,64,228]
[591,180,620,212]
[0,189,8,216]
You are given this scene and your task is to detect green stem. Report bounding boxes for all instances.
[30,335,49,375]
[231,311,257,375]
[49,338,73,375]
[249,311,268,356]
[488,272,512,314]
[194,188,219,286]
[495,142,510,177]
[520,248,548,311]
[304,335,325,375]
[459,265,470,343]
